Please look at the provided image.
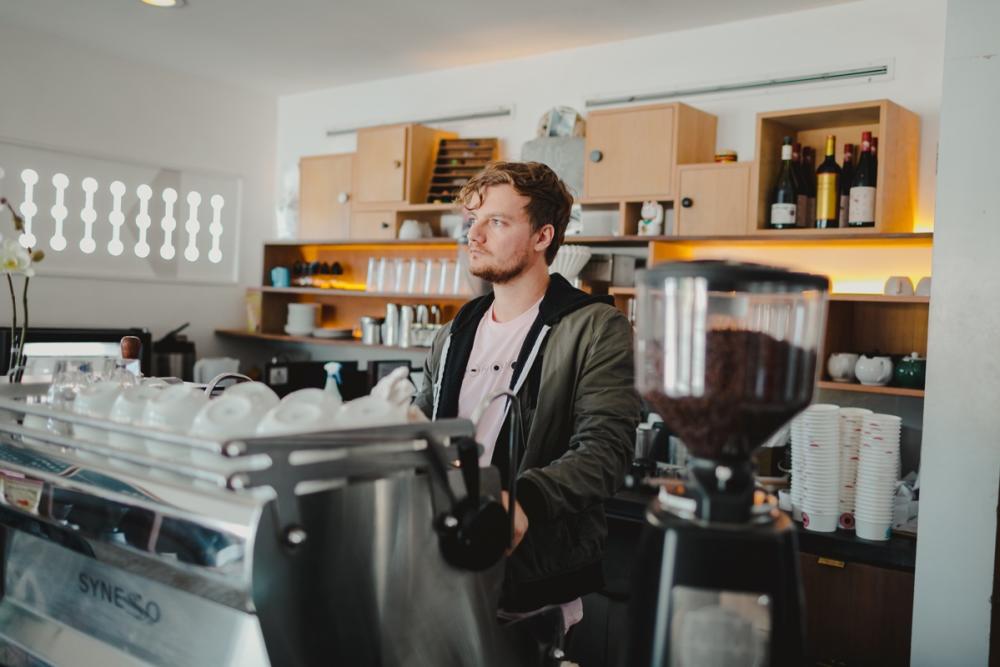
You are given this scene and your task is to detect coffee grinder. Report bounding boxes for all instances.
[626,260,829,666]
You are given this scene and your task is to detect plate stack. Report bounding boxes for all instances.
[854,413,902,541]
[837,407,873,530]
[798,404,841,533]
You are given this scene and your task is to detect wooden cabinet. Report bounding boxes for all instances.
[799,553,914,666]
[583,102,717,201]
[351,210,396,240]
[299,153,353,239]
[751,99,921,234]
[354,124,456,205]
[676,162,752,236]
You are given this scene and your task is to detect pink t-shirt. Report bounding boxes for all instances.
[457,298,541,465]
[457,297,584,630]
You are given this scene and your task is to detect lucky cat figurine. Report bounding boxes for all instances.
[638,201,664,236]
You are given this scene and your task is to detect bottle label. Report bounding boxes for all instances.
[816,173,839,221]
[849,186,876,224]
[770,203,796,226]
[781,145,792,160]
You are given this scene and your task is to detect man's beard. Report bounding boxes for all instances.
[469,246,534,285]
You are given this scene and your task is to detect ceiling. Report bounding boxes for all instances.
[1,0,849,96]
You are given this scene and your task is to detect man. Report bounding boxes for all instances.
[413,161,641,627]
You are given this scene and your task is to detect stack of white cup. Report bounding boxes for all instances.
[285,303,320,336]
[837,407,873,530]
[854,413,902,541]
[799,404,841,533]
[789,416,809,522]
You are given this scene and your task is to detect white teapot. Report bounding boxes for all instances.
[827,353,859,383]
[854,355,893,386]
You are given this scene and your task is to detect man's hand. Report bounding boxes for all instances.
[501,490,529,556]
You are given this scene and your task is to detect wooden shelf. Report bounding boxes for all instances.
[395,203,459,213]
[259,286,468,300]
[264,237,458,246]
[215,328,429,352]
[817,381,924,398]
[609,287,636,296]
[579,196,674,205]
[829,294,929,304]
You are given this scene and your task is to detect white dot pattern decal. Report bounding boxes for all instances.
[49,173,69,251]
[19,169,39,248]
[160,187,178,261]
[0,162,226,265]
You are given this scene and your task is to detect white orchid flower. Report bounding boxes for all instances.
[0,239,33,276]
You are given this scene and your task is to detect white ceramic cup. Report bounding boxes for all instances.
[190,395,262,466]
[803,510,838,533]
[281,388,343,412]
[915,276,932,297]
[140,384,209,458]
[398,219,422,240]
[109,384,166,455]
[257,402,337,437]
[223,382,280,413]
[884,276,915,296]
[73,381,124,445]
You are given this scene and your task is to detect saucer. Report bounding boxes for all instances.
[285,324,314,337]
[312,327,353,340]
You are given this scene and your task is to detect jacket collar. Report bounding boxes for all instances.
[434,273,612,420]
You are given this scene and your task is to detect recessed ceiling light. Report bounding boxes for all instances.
[141,0,186,7]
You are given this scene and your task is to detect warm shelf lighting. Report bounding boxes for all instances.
[141,0,185,7]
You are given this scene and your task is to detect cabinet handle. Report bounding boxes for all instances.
[589,150,603,163]
[393,160,402,169]
[381,222,390,229]
[337,192,350,204]
[681,197,693,208]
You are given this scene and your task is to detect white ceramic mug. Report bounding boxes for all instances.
[915,276,932,297]
[73,381,124,445]
[854,355,893,386]
[140,384,209,458]
[223,381,280,412]
[883,276,915,296]
[827,353,860,383]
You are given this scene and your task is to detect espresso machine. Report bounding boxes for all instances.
[627,260,829,666]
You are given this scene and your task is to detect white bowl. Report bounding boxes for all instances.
[256,402,338,437]
[73,382,123,445]
[224,382,280,412]
[140,384,209,457]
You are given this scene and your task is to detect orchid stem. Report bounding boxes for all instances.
[17,276,28,378]
[6,274,16,374]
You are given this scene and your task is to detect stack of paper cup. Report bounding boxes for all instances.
[854,413,902,541]
[789,415,809,522]
[800,404,841,533]
[837,407,873,530]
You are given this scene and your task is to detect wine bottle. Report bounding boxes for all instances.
[815,135,841,228]
[769,137,798,229]
[793,142,807,227]
[871,136,879,186]
[802,147,817,227]
[838,143,855,227]
[849,131,877,227]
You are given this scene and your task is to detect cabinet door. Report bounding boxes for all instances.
[676,162,751,236]
[585,106,674,199]
[355,125,408,203]
[299,154,353,239]
[350,210,395,239]
[799,553,913,666]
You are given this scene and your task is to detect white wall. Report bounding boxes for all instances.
[278,0,946,232]
[911,0,1000,663]
[0,23,276,359]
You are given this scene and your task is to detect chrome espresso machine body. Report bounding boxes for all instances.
[0,384,545,667]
